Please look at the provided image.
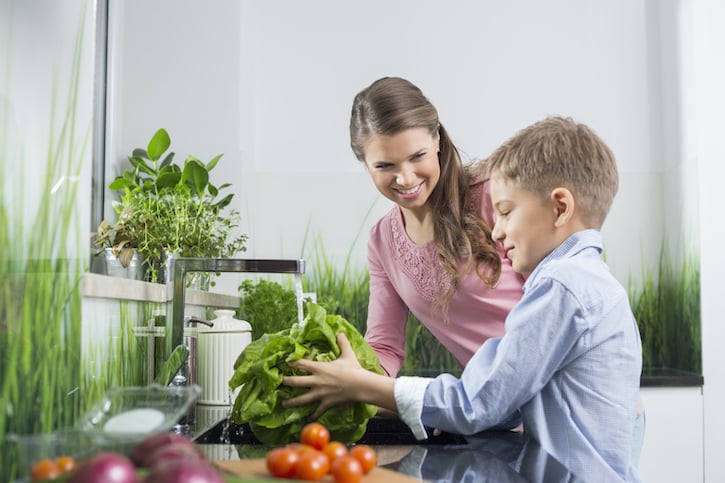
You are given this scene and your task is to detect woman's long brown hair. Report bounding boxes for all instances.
[350,77,501,314]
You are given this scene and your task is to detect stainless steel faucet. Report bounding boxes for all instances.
[163,256,306,363]
[163,256,305,433]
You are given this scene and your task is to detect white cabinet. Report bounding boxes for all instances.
[638,386,703,482]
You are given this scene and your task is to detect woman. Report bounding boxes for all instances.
[349,77,524,377]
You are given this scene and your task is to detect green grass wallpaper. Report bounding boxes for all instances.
[0,2,144,480]
[299,237,701,378]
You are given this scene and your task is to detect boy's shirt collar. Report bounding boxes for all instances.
[522,229,604,293]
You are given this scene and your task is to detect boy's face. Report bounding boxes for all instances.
[489,175,562,274]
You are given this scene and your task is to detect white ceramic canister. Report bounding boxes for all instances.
[196,309,252,405]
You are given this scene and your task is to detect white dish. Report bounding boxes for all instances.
[103,407,166,434]
[75,384,201,436]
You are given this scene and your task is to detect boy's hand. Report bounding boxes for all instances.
[283,333,365,419]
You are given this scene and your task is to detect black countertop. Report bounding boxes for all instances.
[187,367,700,480]
[195,418,591,483]
[640,367,703,387]
[191,415,604,481]
[191,417,589,482]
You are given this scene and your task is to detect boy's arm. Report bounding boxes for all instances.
[419,277,584,434]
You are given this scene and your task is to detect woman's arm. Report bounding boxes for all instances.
[365,221,410,376]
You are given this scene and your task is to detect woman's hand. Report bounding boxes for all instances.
[283,333,398,419]
[283,333,366,419]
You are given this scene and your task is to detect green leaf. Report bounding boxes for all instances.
[159,151,175,169]
[147,128,171,161]
[182,158,209,196]
[156,171,182,189]
[141,179,155,191]
[213,193,233,210]
[132,147,148,158]
[108,177,134,191]
[206,153,223,172]
[154,344,189,386]
[129,156,156,176]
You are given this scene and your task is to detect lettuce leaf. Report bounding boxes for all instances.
[228,302,384,444]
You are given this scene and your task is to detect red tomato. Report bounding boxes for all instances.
[288,442,318,455]
[54,456,76,474]
[295,449,330,481]
[322,441,348,463]
[331,455,363,483]
[300,422,330,450]
[349,444,377,474]
[30,458,61,481]
[266,447,299,478]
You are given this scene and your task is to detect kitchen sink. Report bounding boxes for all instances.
[193,416,468,446]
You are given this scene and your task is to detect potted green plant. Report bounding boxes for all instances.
[93,128,248,283]
[91,181,151,279]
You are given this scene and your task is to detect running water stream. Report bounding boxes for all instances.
[294,273,305,326]
[209,275,304,448]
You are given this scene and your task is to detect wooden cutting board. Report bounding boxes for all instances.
[214,459,421,482]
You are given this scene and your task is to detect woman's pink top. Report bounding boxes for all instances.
[365,178,526,376]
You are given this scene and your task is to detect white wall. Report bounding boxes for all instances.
[693,0,725,480]
[106,0,684,290]
[0,0,95,257]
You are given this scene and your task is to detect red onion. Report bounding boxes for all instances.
[144,458,224,483]
[67,452,138,483]
[130,432,198,467]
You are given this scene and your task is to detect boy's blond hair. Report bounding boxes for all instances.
[484,116,618,229]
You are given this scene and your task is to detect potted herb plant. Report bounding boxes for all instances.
[91,194,146,279]
[93,128,248,283]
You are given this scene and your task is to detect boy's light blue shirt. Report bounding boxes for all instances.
[394,230,643,482]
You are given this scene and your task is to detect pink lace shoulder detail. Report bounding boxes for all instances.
[386,177,486,303]
[389,210,451,303]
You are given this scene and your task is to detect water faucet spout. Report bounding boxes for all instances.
[185,315,214,328]
[164,256,305,361]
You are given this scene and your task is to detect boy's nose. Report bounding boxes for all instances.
[491,222,504,242]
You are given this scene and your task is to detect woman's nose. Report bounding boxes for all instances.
[396,164,415,186]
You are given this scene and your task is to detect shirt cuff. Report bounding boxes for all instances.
[396,446,428,480]
[394,376,433,440]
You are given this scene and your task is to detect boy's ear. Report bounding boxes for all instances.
[550,187,575,227]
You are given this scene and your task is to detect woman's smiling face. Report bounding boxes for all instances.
[363,127,440,217]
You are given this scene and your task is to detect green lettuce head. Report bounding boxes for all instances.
[229,302,384,444]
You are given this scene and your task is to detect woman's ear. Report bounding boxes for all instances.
[550,187,575,227]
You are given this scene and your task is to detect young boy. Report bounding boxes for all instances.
[284,116,643,482]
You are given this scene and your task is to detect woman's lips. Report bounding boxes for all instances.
[395,183,423,199]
